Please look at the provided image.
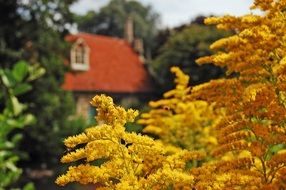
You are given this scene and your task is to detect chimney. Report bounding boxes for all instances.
[134,38,145,63]
[134,38,143,54]
[124,16,134,44]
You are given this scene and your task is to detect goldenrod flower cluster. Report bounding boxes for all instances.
[56,95,204,189]
[191,0,286,189]
[138,67,220,155]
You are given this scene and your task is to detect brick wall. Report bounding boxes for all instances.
[75,94,93,119]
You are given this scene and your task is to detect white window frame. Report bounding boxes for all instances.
[70,38,90,71]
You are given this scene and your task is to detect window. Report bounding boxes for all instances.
[75,44,85,65]
[88,106,97,125]
[71,39,90,71]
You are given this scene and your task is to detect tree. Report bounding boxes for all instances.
[151,16,215,58]
[0,0,86,189]
[0,0,76,66]
[75,0,160,57]
[150,23,231,92]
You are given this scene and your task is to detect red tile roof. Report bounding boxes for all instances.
[63,33,154,93]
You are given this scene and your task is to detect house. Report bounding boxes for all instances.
[62,18,154,121]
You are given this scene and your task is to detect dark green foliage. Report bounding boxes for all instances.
[14,0,86,173]
[76,0,160,57]
[125,122,144,133]
[0,0,77,66]
[151,15,210,58]
[0,61,42,189]
[0,0,88,188]
[151,23,231,92]
[151,28,172,58]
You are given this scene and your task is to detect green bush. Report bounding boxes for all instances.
[0,61,44,189]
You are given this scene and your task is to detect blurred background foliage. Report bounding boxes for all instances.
[150,20,232,92]
[75,0,160,58]
[1,0,86,189]
[0,0,233,189]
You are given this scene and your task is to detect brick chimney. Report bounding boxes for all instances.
[124,16,134,44]
[124,16,145,63]
[134,38,145,62]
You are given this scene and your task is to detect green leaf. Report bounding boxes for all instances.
[1,70,16,87]
[20,114,36,126]
[12,61,29,82]
[11,134,23,144]
[270,144,285,153]
[0,141,14,149]
[5,114,35,129]
[12,83,32,96]
[23,182,35,190]
[27,64,45,81]
[265,144,286,161]
[8,96,25,116]
[6,119,23,129]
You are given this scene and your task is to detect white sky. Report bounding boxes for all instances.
[71,0,256,28]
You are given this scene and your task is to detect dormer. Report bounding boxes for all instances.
[70,38,90,71]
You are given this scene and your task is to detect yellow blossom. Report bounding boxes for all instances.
[138,67,220,156]
[56,95,200,189]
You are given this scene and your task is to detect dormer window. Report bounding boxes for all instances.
[71,39,90,71]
